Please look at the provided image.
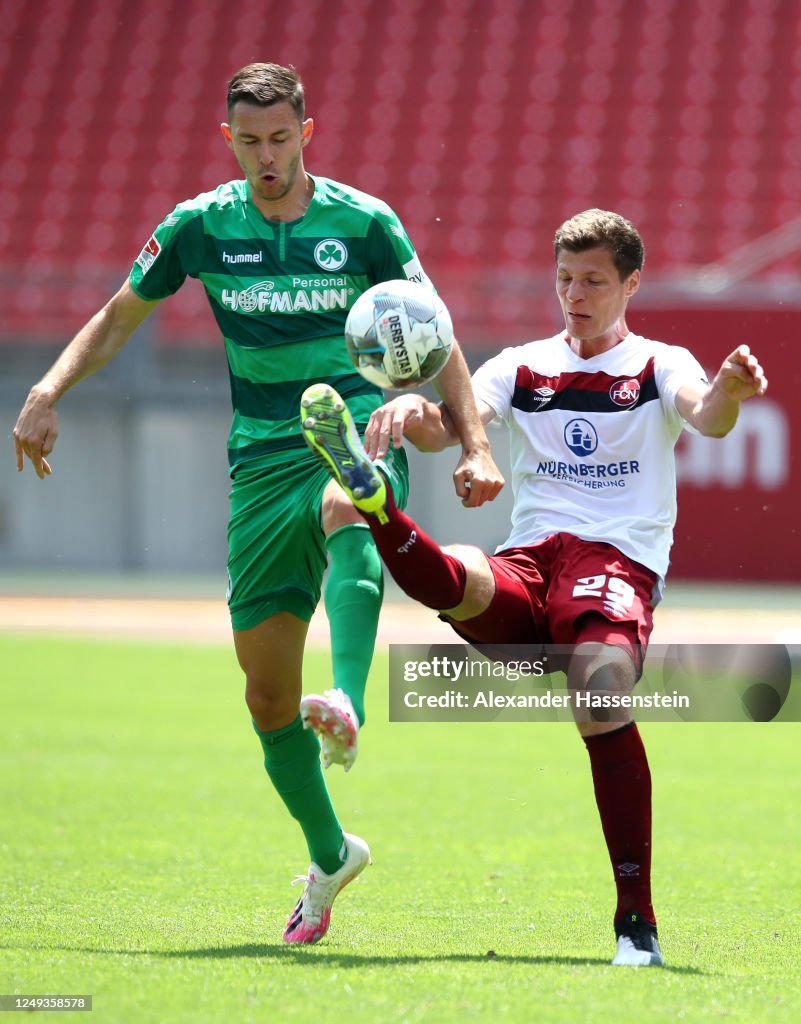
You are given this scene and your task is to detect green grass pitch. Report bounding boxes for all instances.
[1,633,799,1023]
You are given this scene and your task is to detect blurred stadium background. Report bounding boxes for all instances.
[0,0,798,598]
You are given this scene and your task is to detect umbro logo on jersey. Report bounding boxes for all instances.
[314,239,348,270]
[609,378,641,407]
[530,386,555,410]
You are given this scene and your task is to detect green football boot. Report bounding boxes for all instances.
[300,384,388,524]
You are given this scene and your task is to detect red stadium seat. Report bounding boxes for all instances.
[2,0,801,345]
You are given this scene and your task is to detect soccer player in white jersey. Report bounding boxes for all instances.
[302,209,768,966]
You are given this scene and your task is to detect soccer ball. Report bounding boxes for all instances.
[345,279,454,390]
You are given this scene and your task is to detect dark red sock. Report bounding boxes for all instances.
[362,488,466,609]
[583,722,655,926]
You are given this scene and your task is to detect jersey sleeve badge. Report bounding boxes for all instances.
[135,235,161,275]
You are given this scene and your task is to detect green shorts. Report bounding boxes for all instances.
[227,444,409,631]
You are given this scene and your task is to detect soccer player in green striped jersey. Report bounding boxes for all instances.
[13,62,503,944]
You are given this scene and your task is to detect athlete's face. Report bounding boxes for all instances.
[555,246,640,349]
[221,101,313,213]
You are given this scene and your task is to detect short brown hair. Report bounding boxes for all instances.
[226,62,305,120]
[554,209,644,280]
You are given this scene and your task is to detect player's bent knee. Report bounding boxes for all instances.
[567,641,638,733]
[568,642,637,694]
[440,543,495,620]
[320,479,365,535]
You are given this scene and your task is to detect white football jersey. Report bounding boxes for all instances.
[472,332,708,581]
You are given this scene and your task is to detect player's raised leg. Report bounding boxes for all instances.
[297,383,390,770]
[300,483,382,772]
[300,384,417,771]
[301,385,494,622]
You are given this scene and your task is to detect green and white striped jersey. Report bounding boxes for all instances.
[129,175,428,470]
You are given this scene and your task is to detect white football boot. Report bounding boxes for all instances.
[283,833,371,944]
[300,688,359,771]
[612,912,665,966]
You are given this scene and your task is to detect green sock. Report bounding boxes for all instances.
[324,523,384,726]
[255,717,344,875]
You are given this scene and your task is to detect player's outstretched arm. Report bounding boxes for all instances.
[675,344,768,438]
[13,281,161,478]
[363,392,456,458]
[363,341,503,507]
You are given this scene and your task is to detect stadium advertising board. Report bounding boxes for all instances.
[636,308,797,582]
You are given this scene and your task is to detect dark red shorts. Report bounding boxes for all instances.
[443,532,660,662]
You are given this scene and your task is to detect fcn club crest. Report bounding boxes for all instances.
[609,378,641,407]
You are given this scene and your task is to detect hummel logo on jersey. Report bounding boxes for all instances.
[222,251,264,264]
[314,239,348,271]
